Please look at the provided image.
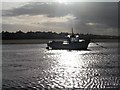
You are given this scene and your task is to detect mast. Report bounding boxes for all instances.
[72,27,74,35]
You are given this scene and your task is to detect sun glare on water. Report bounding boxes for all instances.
[59,51,84,68]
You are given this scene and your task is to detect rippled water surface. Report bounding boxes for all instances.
[2,42,120,89]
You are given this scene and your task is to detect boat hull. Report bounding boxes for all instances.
[47,40,90,50]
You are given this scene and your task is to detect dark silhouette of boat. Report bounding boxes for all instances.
[46,28,90,50]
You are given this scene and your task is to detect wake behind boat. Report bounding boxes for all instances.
[46,28,90,50]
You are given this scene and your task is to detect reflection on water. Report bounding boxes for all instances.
[2,42,120,89]
[45,48,119,88]
[46,50,86,88]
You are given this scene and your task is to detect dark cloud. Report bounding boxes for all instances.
[3,2,118,26]
[2,2,118,35]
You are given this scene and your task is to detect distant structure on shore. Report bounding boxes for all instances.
[1,30,119,40]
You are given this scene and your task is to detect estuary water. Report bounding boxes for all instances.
[2,41,120,89]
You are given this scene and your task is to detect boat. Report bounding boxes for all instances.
[46,28,90,50]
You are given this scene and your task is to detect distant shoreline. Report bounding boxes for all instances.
[1,39,119,44]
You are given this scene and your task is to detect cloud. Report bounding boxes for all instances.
[3,14,76,26]
[2,23,72,33]
[2,2,118,35]
[2,14,76,32]
[3,2,117,26]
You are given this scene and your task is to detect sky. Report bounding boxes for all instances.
[1,1,119,36]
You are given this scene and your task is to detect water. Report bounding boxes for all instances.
[2,41,120,89]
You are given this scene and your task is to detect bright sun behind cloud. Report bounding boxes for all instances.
[57,0,69,3]
[57,0,66,3]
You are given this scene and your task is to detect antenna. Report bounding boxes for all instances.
[72,27,74,35]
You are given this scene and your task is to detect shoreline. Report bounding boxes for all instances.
[1,39,119,44]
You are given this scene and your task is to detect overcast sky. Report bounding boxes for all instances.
[2,1,118,36]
